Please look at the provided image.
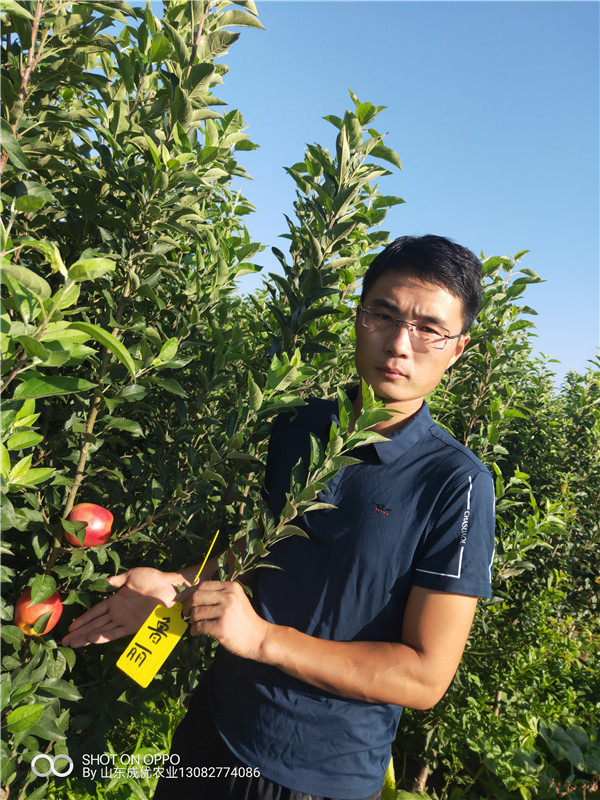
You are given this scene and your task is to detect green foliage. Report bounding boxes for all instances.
[1,3,402,796]
[1,3,598,800]
[0,1,268,796]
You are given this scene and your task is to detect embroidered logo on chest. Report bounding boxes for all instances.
[374,503,392,516]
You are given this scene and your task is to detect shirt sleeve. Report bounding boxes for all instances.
[412,468,496,598]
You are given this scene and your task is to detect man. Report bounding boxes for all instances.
[63,235,495,800]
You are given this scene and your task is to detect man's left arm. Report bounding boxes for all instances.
[179,581,478,710]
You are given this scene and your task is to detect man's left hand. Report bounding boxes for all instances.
[177,581,270,660]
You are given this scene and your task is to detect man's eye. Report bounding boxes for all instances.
[418,324,443,336]
[375,313,393,322]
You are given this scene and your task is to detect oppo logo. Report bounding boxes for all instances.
[31,753,74,777]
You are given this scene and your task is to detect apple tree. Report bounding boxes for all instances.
[1,2,404,797]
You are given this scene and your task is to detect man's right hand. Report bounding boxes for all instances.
[61,567,183,648]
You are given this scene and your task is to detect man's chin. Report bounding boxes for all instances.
[370,380,407,401]
[373,389,407,407]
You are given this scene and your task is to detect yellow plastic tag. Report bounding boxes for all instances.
[117,530,220,687]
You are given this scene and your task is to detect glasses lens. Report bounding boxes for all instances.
[417,325,453,347]
[362,308,392,332]
[362,307,450,349]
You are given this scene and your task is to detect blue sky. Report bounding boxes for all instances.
[206,0,599,383]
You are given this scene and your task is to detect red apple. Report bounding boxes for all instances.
[14,588,63,636]
[64,502,113,547]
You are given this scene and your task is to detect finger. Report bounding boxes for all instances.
[83,620,130,645]
[66,599,112,631]
[189,603,221,623]
[189,618,220,639]
[181,590,225,617]
[62,612,115,646]
[63,621,127,648]
[176,580,227,602]
[106,570,131,589]
[196,580,228,590]
[175,584,196,604]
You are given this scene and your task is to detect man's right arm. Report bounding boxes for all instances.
[61,556,220,648]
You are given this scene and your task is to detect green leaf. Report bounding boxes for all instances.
[0,625,24,647]
[344,113,363,150]
[541,724,586,770]
[59,646,76,670]
[14,181,55,213]
[275,524,310,540]
[6,431,43,450]
[104,417,143,437]
[336,387,356,433]
[14,397,36,420]
[6,705,44,734]
[1,261,51,304]
[0,444,11,479]
[152,377,186,397]
[381,756,396,800]
[0,0,35,19]
[370,143,402,169]
[35,324,81,345]
[309,433,324,470]
[12,376,95,400]
[487,424,500,444]
[149,31,172,61]
[121,384,148,402]
[10,683,36,705]
[248,375,263,412]
[16,783,47,800]
[0,127,30,169]
[14,196,46,214]
[372,195,405,209]
[162,20,189,64]
[67,258,116,282]
[13,335,49,361]
[40,678,82,702]
[29,710,67,741]
[30,574,57,604]
[16,467,55,486]
[18,238,68,277]
[354,409,392,433]
[212,9,266,30]
[143,133,162,169]
[8,453,32,481]
[324,114,343,130]
[32,611,53,634]
[69,322,136,376]
[53,281,80,309]
[157,337,178,362]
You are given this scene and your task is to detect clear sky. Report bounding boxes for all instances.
[205,0,599,384]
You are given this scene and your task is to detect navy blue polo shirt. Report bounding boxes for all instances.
[209,396,495,798]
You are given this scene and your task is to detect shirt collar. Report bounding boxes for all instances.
[372,401,433,463]
[330,387,434,465]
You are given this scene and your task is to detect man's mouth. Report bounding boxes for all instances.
[377,366,407,380]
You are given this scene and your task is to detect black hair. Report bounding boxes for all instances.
[360,235,484,332]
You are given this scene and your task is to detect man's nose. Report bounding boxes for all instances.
[384,321,413,355]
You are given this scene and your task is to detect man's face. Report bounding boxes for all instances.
[354,271,470,425]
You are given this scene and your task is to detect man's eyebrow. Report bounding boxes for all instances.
[370,298,450,331]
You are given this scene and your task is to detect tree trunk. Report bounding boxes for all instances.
[413,764,430,793]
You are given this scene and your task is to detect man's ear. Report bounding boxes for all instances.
[448,334,470,367]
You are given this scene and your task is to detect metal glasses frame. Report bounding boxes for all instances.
[359,305,463,350]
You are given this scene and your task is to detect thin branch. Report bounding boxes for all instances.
[186,0,213,79]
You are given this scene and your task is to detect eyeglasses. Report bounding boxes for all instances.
[359,305,463,350]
